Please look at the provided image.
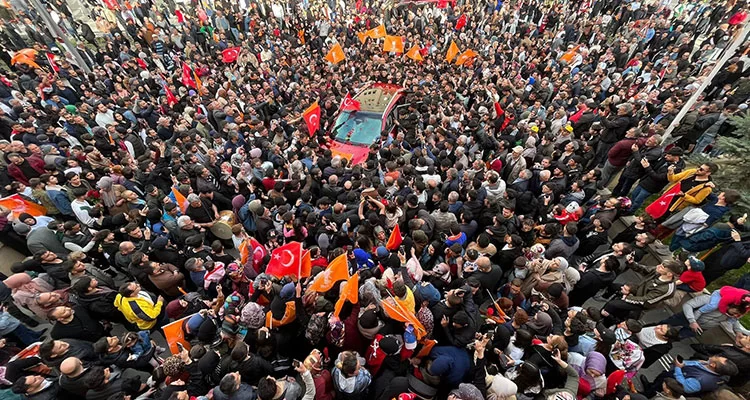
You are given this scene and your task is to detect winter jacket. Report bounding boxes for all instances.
[666,169,714,212]
[427,345,471,387]
[606,137,638,167]
[600,115,634,143]
[622,144,663,179]
[113,291,164,330]
[545,236,580,260]
[623,262,676,308]
[7,156,44,185]
[638,157,685,193]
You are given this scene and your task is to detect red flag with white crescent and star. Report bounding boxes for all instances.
[303,101,321,137]
[340,93,361,112]
[222,47,241,63]
[455,14,467,30]
[181,63,197,89]
[645,182,682,219]
[265,241,304,278]
[45,53,59,72]
[163,82,177,107]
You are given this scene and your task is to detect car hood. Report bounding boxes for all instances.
[329,141,370,165]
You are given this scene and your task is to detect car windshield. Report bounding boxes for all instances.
[332,111,382,146]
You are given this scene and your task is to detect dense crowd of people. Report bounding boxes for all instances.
[0,0,749,399]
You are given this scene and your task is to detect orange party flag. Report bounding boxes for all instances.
[300,249,312,279]
[445,40,460,62]
[239,239,251,266]
[455,49,478,66]
[171,187,188,213]
[382,297,427,339]
[368,24,386,39]
[298,29,305,45]
[308,253,349,293]
[386,224,403,251]
[324,43,346,64]
[406,44,423,61]
[334,273,359,317]
[357,31,368,44]
[383,35,404,53]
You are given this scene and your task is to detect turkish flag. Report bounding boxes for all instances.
[266,241,304,278]
[334,273,359,317]
[302,101,321,137]
[222,47,241,63]
[437,0,447,8]
[163,83,177,107]
[455,14,467,30]
[181,63,197,89]
[340,93,361,112]
[406,44,423,61]
[324,43,346,64]
[249,237,267,271]
[383,35,405,53]
[645,183,682,219]
[308,253,349,293]
[445,40,460,62]
[386,224,403,251]
[45,53,59,72]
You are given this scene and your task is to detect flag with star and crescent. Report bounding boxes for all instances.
[302,101,321,137]
[266,241,310,279]
[645,181,682,219]
[340,93,361,112]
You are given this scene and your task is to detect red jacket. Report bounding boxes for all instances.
[7,156,45,185]
[606,138,640,167]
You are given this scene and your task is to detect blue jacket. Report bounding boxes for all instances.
[428,345,471,387]
[47,189,73,216]
[674,360,727,394]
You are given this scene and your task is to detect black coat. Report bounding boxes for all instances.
[49,306,107,342]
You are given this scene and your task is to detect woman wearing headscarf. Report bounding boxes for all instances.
[523,334,570,390]
[521,256,568,296]
[574,351,607,399]
[526,311,553,338]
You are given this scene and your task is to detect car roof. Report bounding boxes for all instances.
[356,83,404,114]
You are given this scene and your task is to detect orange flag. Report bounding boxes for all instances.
[308,253,349,293]
[301,250,312,279]
[382,297,427,340]
[559,45,580,64]
[357,31,368,44]
[386,224,403,251]
[406,44,423,61]
[455,49,478,66]
[368,24,386,39]
[239,239,251,266]
[161,313,195,354]
[334,273,359,317]
[171,187,188,213]
[445,40,460,62]
[383,35,405,53]
[298,29,305,45]
[324,43,346,64]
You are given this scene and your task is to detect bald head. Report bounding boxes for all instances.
[119,241,135,253]
[477,256,492,271]
[60,357,83,377]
